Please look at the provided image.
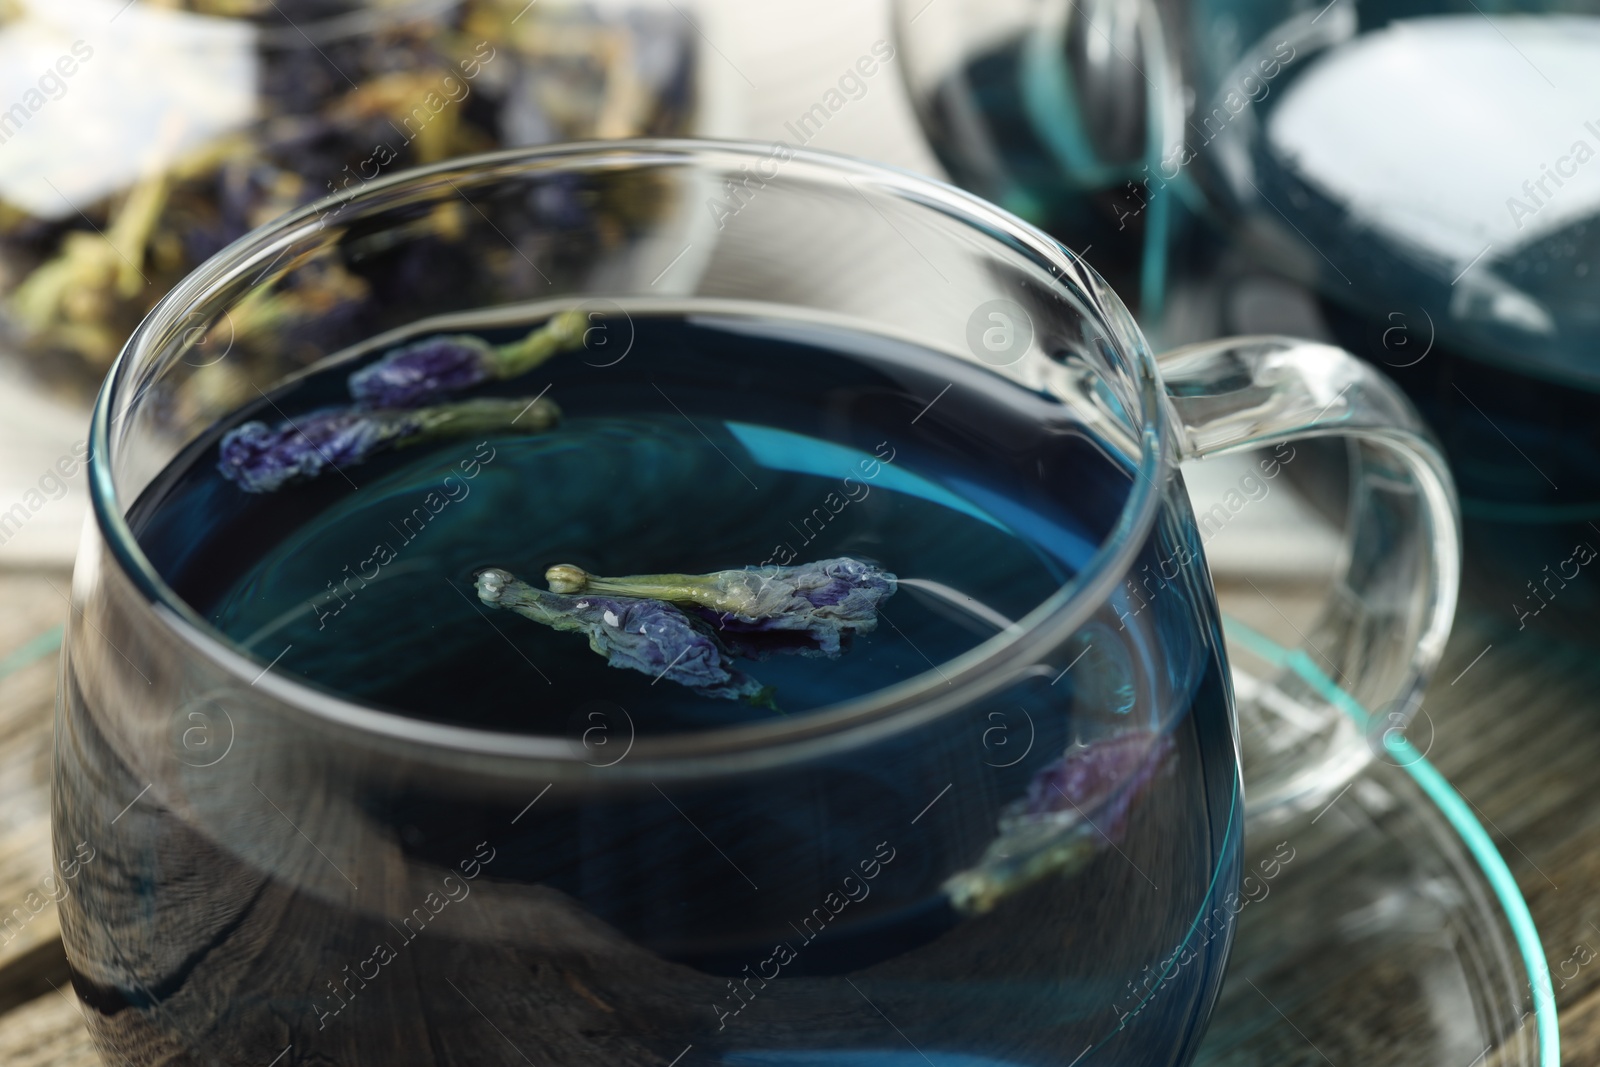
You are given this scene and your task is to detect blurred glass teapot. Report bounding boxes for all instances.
[896,0,1600,621]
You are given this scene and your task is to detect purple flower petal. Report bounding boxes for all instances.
[944,733,1174,914]
[1020,732,1174,837]
[476,569,769,703]
[217,407,420,493]
[698,557,897,658]
[347,335,498,409]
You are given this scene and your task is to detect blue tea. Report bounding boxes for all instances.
[67,309,1241,1066]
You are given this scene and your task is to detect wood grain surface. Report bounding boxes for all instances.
[0,573,73,1031]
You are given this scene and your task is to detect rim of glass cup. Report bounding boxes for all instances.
[88,139,1172,772]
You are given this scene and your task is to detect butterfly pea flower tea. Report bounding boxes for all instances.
[89,304,1238,1065]
[59,145,1470,1067]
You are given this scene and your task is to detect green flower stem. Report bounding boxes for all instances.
[544,564,762,615]
[491,309,590,378]
[409,396,561,441]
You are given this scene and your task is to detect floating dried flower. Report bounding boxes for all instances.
[218,396,559,493]
[475,568,773,705]
[346,310,590,408]
[1016,732,1173,835]
[543,557,897,658]
[943,732,1174,914]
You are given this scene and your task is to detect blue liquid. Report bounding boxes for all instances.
[67,311,1240,1066]
[137,313,1133,730]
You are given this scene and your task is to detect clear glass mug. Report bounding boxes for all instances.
[55,141,1457,1066]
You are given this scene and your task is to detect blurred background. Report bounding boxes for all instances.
[0,0,935,566]
[898,0,1600,636]
[8,0,1598,639]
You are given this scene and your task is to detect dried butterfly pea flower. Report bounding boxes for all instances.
[474,568,772,705]
[218,395,558,492]
[543,557,897,657]
[346,336,498,409]
[346,310,590,408]
[1017,731,1173,834]
[3,0,699,400]
[944,732,1174,914]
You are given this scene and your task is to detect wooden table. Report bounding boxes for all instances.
[0,569,98,1066]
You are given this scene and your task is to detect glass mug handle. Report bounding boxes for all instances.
[1156,335,1461,823]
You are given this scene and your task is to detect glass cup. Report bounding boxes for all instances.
[55,140,1458,1066]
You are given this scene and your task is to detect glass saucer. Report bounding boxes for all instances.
[1194,620,1558,1067]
